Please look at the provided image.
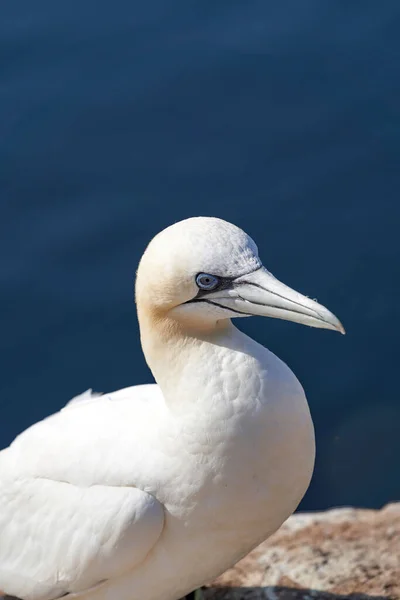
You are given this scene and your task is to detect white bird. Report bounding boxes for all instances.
[0,217,344,600]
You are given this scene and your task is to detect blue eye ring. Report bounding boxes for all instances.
[195,273,220,291]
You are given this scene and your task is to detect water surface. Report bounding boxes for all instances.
[1,1,399,509]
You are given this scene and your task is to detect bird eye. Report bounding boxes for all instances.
[195,273,220,290]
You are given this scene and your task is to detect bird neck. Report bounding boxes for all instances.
[138,310,254,407]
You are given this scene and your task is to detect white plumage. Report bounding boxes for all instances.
[0,217,344,600]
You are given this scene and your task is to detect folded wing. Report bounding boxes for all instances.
[0,475,164,600]
[0,386,165,600]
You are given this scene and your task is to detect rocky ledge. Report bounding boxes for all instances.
[204,503,400,600]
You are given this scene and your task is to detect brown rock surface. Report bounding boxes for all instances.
[204,503,400,600]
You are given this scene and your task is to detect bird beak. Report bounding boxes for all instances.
[211,267,345,333]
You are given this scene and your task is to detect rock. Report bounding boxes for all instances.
[204,503,400,600]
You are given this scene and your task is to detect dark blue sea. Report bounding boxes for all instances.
[1,1,399,511]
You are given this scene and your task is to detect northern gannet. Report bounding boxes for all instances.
[0,217,344,600]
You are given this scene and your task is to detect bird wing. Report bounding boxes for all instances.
[0,385,166,600]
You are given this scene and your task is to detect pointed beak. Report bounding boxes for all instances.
[212,267,345,333]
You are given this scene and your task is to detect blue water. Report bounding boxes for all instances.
[1,1,399,510]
